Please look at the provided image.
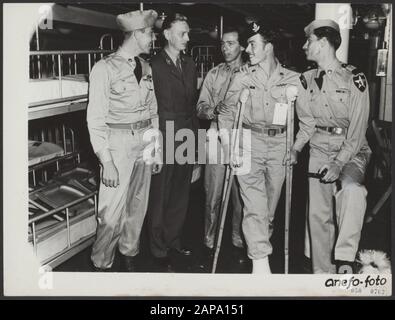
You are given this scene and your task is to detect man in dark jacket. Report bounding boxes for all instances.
[147,13,198,271]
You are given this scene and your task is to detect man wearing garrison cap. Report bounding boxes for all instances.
[217,21,313,273]
[290,19,372,274]
[87,9,162,272]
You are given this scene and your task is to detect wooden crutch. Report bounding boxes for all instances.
[211,88,250,273]
[284,85,298,274]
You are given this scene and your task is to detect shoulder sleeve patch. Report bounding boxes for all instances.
[353,73,367,92]
[299,74,307,90]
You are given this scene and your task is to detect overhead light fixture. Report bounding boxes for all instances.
[209,25,218,39]
[363,8,386,30]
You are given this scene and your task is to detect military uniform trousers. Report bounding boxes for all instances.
[91,126,153,269]
[204,163,243,249]
[236,129,287,260]
[307,129,371,273]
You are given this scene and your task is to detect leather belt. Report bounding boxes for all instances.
[242,123,286,136]
[107,119,152,130]
[316,125,346,135]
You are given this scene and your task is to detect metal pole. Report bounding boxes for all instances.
[66,208,71,247]
[88,53,92,73]
[220,15,224,39]
[58,54,62,97]
[36,23,41,79]
[140,3,144,11]
[284,85,297,274]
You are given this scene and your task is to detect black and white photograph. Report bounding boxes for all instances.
[3,1,393,297]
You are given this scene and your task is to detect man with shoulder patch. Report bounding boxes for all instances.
[196,26,247,271]
[293,19,372,274]
[87,10,162,272]
[218,22,313,273]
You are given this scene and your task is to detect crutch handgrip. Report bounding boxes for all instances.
[286,85,298,103]
[239,88,250,105]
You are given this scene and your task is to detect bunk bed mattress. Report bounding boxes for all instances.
[29,140,64,166]
[29,75,89,104]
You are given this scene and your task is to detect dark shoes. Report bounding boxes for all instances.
[152,256,175,273]
[195,246,214,272]
[92,266,112,272]
[120,254,137,272]
[170,247,193,256]
[91,263,112,272]
[232,246,248,266]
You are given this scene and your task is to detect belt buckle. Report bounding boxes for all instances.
[333,127,343,135]
[268,128,276,137]
[133,121,140,130]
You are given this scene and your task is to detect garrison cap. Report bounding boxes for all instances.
[116,10,158,32]
[304,19,340,36]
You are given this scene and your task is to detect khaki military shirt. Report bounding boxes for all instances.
[196,61,242,120]
[301,59,370,164]
[218,60,315,151]
[87,48,158,163]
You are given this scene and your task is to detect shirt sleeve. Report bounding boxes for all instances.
[218,72,247,131]
[293,74,317,152]
[196,70,216,120]
[335,73,370,165]
[86,60,112,163]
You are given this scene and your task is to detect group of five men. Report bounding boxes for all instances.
[86,9,371,274]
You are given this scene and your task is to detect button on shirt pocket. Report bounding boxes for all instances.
[111,76,137,95]
[328,89,349,119]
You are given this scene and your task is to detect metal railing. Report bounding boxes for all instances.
[191,45,217,79]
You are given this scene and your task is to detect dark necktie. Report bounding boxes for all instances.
[133,56,142,83]
[176,56,182,73]
[315,70,325,90]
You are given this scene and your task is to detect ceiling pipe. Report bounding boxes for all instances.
[220,15,223,39]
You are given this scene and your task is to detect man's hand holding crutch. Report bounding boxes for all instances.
[211,88,250,273]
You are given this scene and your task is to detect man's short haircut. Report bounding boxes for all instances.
[222,26,242,40]
[161,13,188,31]
[313,26,342,50]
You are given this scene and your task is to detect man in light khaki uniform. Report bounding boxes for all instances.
[218,22,314,273]
[292,20,371,273]
[196,27,246,269]
[87,10,162,272]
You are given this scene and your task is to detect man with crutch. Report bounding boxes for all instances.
[216,22,314,273]
[196,26,247,271]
